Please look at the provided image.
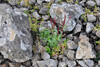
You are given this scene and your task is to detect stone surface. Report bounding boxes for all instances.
[96,0,100,6]
[86,23,94,33]
[29,0,36,5]
[86,1,96,6]
[76,39,96,59]
[0,4,33,62]
[42,15,50,20]
[74,24,82,34]
[37,0,44,4]
[87,14,96,22]
[79,34,89,41]
[39,7,49,15]
[67,40,78,49]
[66,60,76,67]
[7,0,19,5]
[77,60,88,67]
[41,52,50,60]
[65,50,75,60]
[96,30,100,38]
[84,59,94,67]
[49,3,84,32]
[36,59,57,67]
[58,62,67,67]
[32,11,41,20]
[66,34,73,40]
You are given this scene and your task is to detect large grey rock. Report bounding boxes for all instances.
[76,36,96,59]
[87,14,96,22]
[86,1,96,6]
[49,3,84,32]
[96,0,100,6]
[36,59,57,67]
[0,4,33,62]
[67,40,78,49]
[37,0,44,4]
[86,23,94,33]
[29,0,36,5]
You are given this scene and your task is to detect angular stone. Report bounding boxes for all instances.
[77,60,88,67]
[96,30,100,38]
[39,7,49,15]
[84,59,94,67]
[86,1,96,6]
[66,50,75,60]
[36,59,57,67]
[0,4,33,62]
[76,39,96,59]
[66,60,76,67]
[86,23,94,33]
[7,0,19,5]
[41,52,50,60]
[74,24,82,34]
[87,14,96,22]
[67,40,78,49]
[58,62,67,67]
[49,3,84,32]
[32,11,41,20]
[96,0,100,6]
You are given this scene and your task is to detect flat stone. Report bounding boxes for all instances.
[39,7,49,14]
[0,4,33,62]
[84,59,94,67]
[77,60,88,67]
[49,3,84,32]
[66,50,75,60]
[66,60,76,67]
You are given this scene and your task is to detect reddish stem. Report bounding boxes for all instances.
[62,15,66,26]
[66,16,72,25]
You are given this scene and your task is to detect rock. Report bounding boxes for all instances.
[36,59,57,67]
[29,0,36,5]
[1,64,8,67]
[45,0,54,2]
[96,30,100,38]
[77,60,88,67]
[79,34,89,41]
[96,0,100,6]
[42,15,50,20]
[32,11,41,20]
[39,21,55,32]
[79,0,86,6]
[66,60,76,67]
[22,61,31,67]
[49,3,84,32]
[0,4,33,62]
[66,34,73,40]
[41,52,50,60]
[86,23,94,33]
[95,65,99,67]
[39,7,49,15]
[8,62,21,67]
[74,24,82,34]
[37,0,44,4]
[76,39,96,59]
[65,50,75,60]
[87,14,96,22]
[7,0,19,5]
[84,59,94,67]
[0,54,4,63]
[58,62,67,67]
[86,1,96,6]
[98,60,100,65]
[58,55,64,61]
[67,40,78,49]
[73,36,80,43]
